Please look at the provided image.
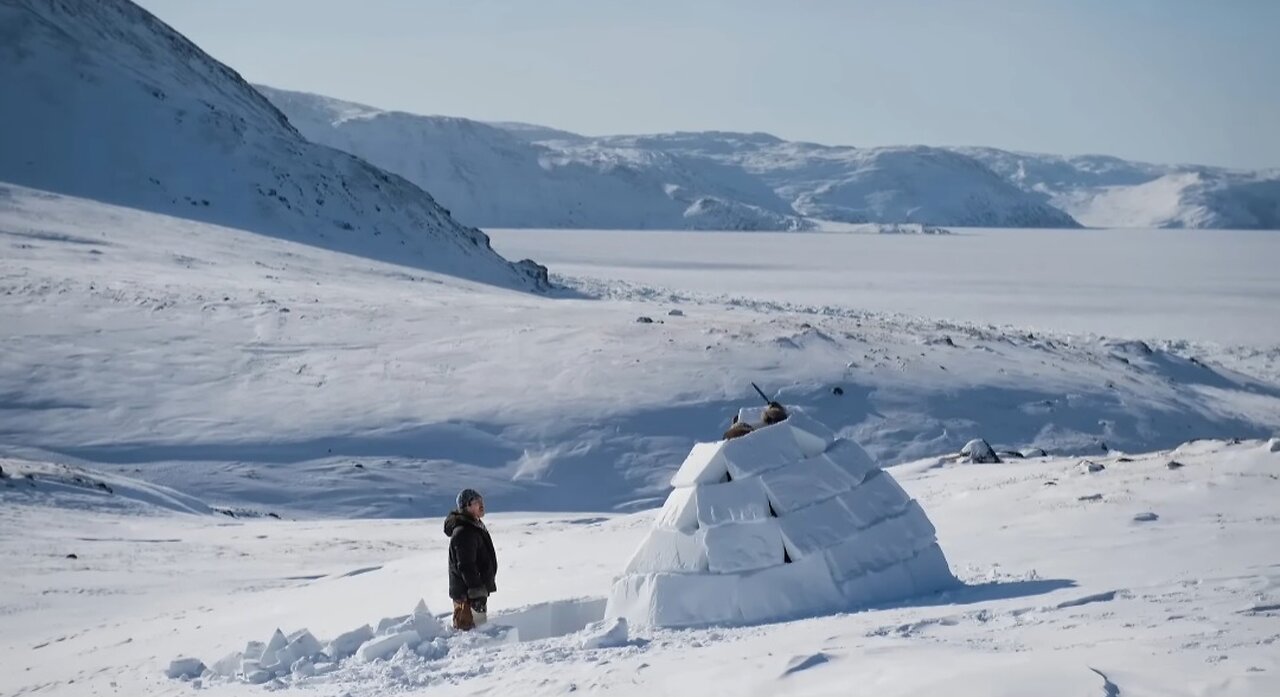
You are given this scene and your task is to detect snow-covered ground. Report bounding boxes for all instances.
[3,182,1280,695]
[5,438,1278,696]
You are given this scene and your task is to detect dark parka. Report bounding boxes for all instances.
[444,510,498,600]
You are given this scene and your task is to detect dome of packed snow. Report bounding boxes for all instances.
[605,405,956,628]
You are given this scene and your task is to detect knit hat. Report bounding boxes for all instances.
[456,488,483,511]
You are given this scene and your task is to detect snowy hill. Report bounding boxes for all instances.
[0,0,547,289]
[957,147,1280,230]
[258,86,809,231]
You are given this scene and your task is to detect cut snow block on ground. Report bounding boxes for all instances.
[607,406,954,628]
[178,597,609,688]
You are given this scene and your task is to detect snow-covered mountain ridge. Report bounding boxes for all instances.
[257,86,1278,230]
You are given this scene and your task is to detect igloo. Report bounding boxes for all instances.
[605,405,956,628]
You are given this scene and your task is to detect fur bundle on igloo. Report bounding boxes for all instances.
[605,405,956,628]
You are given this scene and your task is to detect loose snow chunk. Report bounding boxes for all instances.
[285,629,322,661]
[166,657,206,680]
[759,454,858,515]
[654,487,699,532]
[825,502,936,580]
[670,442,730,487]
[1268,438,1280,453]
[737,554,844,625]
[579,617,629,649]
[325,624,374,660]
[702,520,785,573]
[839,472,911,528]
[210,651,243,678]
[242,640,266,661]
[902,543,957,593]
[357,630,420,662]
[721,424,806,479]
[623,528,708,574]
[696,477,771,527]
[822,439,880,486]
[412,600,446,640]
[784,410,837,457]
[778,495,859,560]
[960,438,1000,463]
[607,573,742,628]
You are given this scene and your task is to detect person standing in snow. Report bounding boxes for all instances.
[444,488,498,631]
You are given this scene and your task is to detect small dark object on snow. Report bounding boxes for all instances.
[762,402,789,425]
[723,420,754,441]
[1167,460,1186,470]
[66,553,78,559]
[1078,493,1103,502]
[0,463,5,478]
[832,386,844,396]
[1099,442,1109,452]
[353,463,364,469]
[1133,512,1159,522]
[668,309,684,317]
[1000,450,1026,459]
[1116,456,1134,463]
[1043,480,1058,486]
[799,323,812,330]
[635,316,654,324]
[1228,437,1242,445]
[960,439,1001,464]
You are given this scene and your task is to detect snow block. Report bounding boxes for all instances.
[670,442,730,487]
[623,528,708,574]
[325,624,374,661]
[695,477,771,527]
[257,629,290,673]
[376,614,410,634]
[1268,438,1280,453]
[758,454,858,514]
[654,486,699,532]
[737,554,844,625]
[209,651,242,678]
[607,572,742,628]
[842,561,914,607]
[703,520,785,574]
[778,495,859,560]
[721,424,805,479]
[286,629,322,662]
[412,600,446,641]
[291,658,316,678]
[822,439,880,486]
[902,543,956,594]
[579,617,629,650]
[357,630,420,662]
[825,502,936,579]
[839,472,911,528]
[784,410,837,457]
[242,641,265,661]
[166,657,206,680]
[243,669,272,685]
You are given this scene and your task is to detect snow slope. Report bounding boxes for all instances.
[958,147,1280,230]
[257,86,809,231]
[4,186,1279,518]
[0,0,546,289]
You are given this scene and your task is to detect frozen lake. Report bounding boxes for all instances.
[490,228,1280,346]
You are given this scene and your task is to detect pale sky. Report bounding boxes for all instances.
[136,0,1279,169]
